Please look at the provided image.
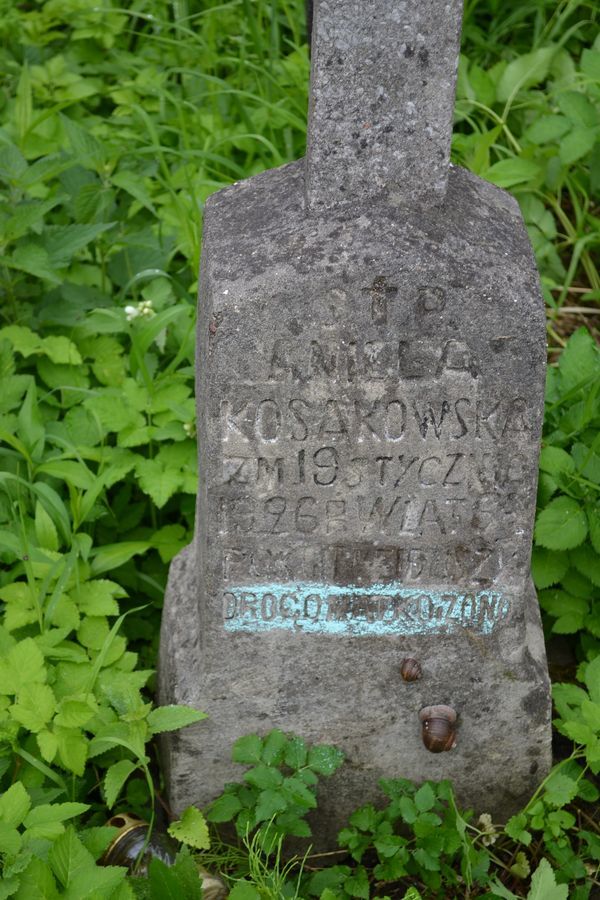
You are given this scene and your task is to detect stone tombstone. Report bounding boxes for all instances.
[159,0,551,840]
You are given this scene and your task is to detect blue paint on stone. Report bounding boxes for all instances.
[223,581,510,636]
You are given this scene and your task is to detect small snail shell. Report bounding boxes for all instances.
[400,658,422,682]
[419,705,457,753]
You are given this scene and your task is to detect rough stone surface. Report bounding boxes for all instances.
[159,159,551,841]
[306,0,463,211]
[158,0,551,846]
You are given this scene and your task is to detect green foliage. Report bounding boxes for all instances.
[205,729,344,852]
[533,329,600,652]
[0,0,599,897]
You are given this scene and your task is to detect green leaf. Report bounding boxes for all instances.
[90,541,151,576]
[539,447,575,477]
[9,244,60,283]
[559,126,597,165]
[48,826,94,888]
[535,497,588,550]
[283,735,307,769]
[13,858,59,900]
[557,91,598,128]
[244,764,283,790]
[558,328,600,392]
[167,806,210,849]
[524,115,571,145]
[584,656,600,704]
[146,705,207,735]
[0,638,46,695]
[307,743,344,776]
[0,820,22,858]
[205,792,242,823]
[55,727,88,776]
[581,49,600,80]
[254,789,288,823]
[571,544,600,587]
[11,683,56,733]
[104,759,137,808]
[23,803,89,841]
[484,157,541,189]
[71,579,124,617]
[232,733,264,765]
[41,223,114,267]
[496,47,555,101]
[527,857,568,900]
[531,548,569,589]
[135,458,182,508]
[504,813,532,846]
[0,781,31,828]
[543,772,578,808]
[282,775,317,809]
[343,865,370,899]
[35,501,59,552]
[414,782,436,812]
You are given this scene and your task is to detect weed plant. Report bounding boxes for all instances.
[0,0,598,897]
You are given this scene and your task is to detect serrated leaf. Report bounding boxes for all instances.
[232,733,264,765]
[558,328,600,392]
[0,638,46,695]
[531,548,569,589]
[254,789,288,823]
[0,781,31,828]
[543,772,578,808]
[539,446,575,477]
[146,705,207,735]
[104,759,137,808]
[585,656,600,704]
[135,458,182,508]
[535,497,588,550]
[283,735,307,768]
[504,813,532,846]
[55,727,88,776]
[282,775,317,809]
[527,857,568,900]
[307,743,344,776]
[12,857,59,900]
[571,544,600,587]
[11,683,56,733]
[167,805,210,849]
[41,223,114,267]
[48,826,94,887]
[244,764,283,790]
[260,729,287,765]
[205,792,242,823]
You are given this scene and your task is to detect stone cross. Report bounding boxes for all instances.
[159,0,551,845]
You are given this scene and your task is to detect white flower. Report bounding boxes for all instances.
[125,304,140,321]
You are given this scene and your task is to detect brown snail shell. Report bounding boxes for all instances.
[101,814,228,898]
[400,658,422,682]
[419,705,457,753]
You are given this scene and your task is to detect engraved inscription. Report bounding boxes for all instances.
[222,581,511,636]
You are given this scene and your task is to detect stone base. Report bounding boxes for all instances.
[158,545,551,848]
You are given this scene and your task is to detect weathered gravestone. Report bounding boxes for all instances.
[159,0,551,840]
